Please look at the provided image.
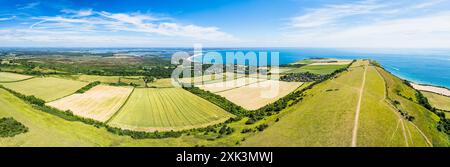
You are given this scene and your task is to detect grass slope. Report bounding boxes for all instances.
[357,66,428,146]
[1,77,89,102]
[243,61,366,146]
[108,88,233,132]
[243,60,447,146]
[377,68,449,146]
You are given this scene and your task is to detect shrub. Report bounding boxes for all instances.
[76,81,100,93]
[245,118,256,125]
[0,117,28,137]
[256,124,269,131]
[241,128,252,133]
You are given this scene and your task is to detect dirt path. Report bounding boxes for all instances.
[374,67,433,147]
[351,64,367,147]
[409,122,433,147]
[400,120,409,147]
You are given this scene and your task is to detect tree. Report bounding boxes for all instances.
[143,76,156,87]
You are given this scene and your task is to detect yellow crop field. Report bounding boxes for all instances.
[217,80,303,110]
[108,88,233,132]
[0,72,33,82]
[1,77,89,102]
[47,85,133,122]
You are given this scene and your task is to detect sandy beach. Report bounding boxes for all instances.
[411,83,450,97]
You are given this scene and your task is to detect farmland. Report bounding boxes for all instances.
[60,75,174,88]
[290,58,352,65]
[216,80,303,110]
[1,77,89,102]
[178,72,245,85]
[0,72,33,82]
[283,64,348,75]
[421,91,450,111]
[1,55,448,147]
[197,77,264,93]
[108,88,233,132]
[0,88,212,146]
[47,85,133,122]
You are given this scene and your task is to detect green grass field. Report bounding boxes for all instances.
[1,77,89,102]
[421,91,450,111]
[377,67,449,146]
[283,64,347,75]
[243,61,444,146]
[243,61,366,146]
[0,72,33,82]
[357,66,428,146]
[108,88,233,132]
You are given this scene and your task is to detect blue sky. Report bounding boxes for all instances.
[0,0,450,48]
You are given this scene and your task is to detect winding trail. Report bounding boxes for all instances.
[374,66,432,147]
[351,64,367,147]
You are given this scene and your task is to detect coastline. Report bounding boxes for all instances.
[186,54,450,97]
[410,82,450,97]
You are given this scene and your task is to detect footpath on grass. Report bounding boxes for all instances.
[351,64,367,147]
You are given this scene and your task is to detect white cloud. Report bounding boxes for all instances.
[18,1,40,10]
[27,10,236,42]
[61,9,94,17]
[285,0,450,48]
[289,0,385,28]
[0,16,15,21]
[0,9,237,47]
[411,0,445,9]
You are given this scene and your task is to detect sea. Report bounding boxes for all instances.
[2,47,449,89]
[192,48,450,89]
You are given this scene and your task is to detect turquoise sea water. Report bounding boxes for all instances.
[194,48,450,89]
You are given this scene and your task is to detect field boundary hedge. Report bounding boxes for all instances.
[0,85,185,139]
[185,60,356,122]
[105,87,135,124]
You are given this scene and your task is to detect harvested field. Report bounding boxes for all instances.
[0,72,33,82]
[197,77,266,93]
[421,91,450,111]
[47,85,133,122]
[1,77,88,102]
[108,88,233,132]
[411,83,450,97]
[217,80,303,110]
[178,72,246,85]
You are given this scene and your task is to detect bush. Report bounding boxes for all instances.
[245,118,256,125]
[256,124,269,131]
[241,128,252,133]
[0,117,28,137]
[76,81,100,93]
[183,86,247,116]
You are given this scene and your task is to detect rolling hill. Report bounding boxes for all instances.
[243,60,449,147]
